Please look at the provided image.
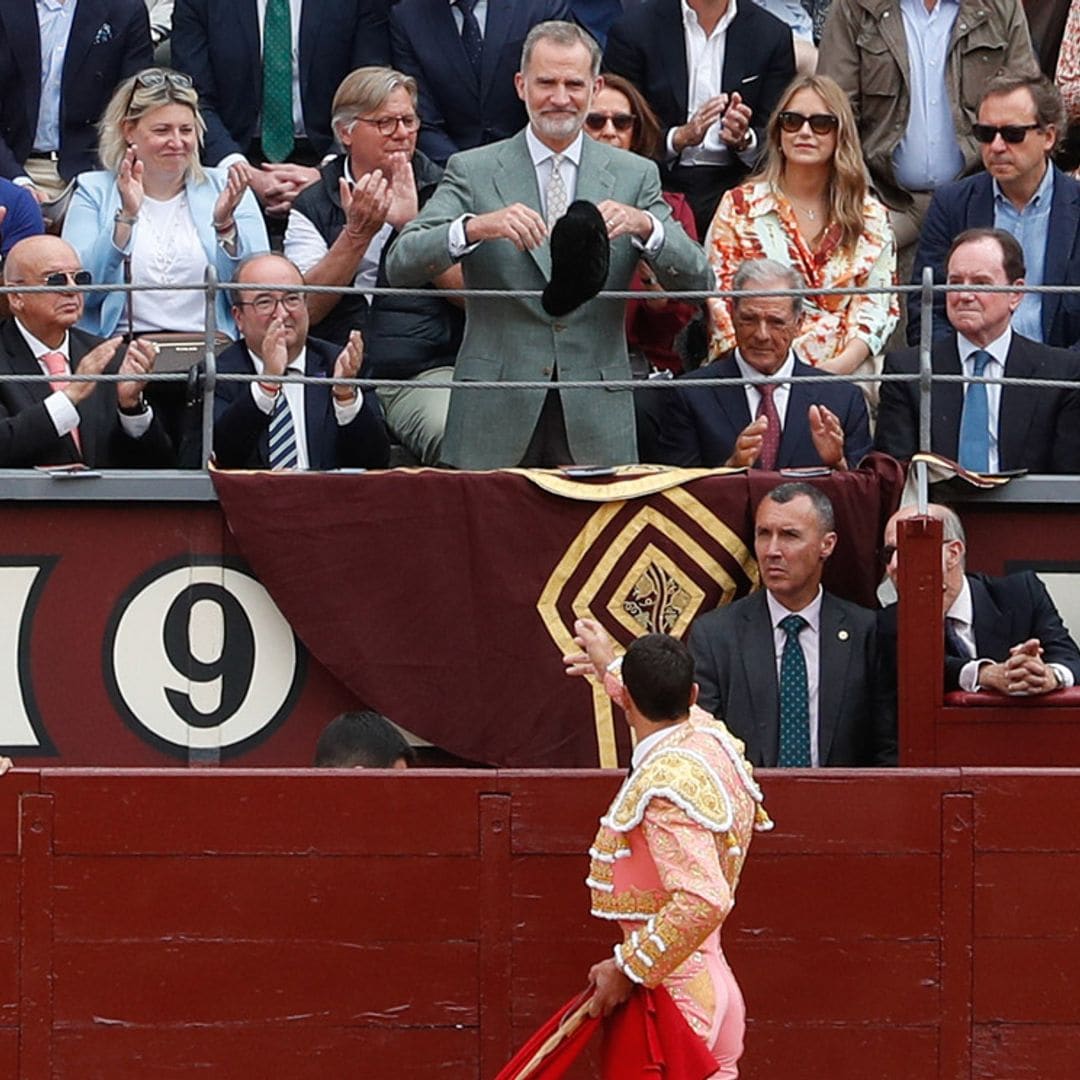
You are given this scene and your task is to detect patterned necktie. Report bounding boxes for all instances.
[41,350,81,454]
[945,616,970,660]
[546,154,568,229]
[958,348,991,473]
[777,614,811,767]
[457,0,483,76]
[262,0,294,163]
[755,383,781,471]
[267,392,299,470]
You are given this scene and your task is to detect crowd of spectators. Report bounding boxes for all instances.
[0,0,1076,478]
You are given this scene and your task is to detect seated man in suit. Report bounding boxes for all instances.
[688,482,896,766]
[909,74,1080,349]
[387,19,711,470]
[655,258,871,469]
[390,0,570,166]
[877,228,1080,473]
[881,503,1080,694]
[0,0,152,204]
[603,0,795,237]
[171,0,391,219]
[0,235,172,468]
[213,253,390,470]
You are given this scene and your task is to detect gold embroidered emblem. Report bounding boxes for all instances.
[621,549,697,635]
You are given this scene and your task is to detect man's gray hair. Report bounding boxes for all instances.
[521,20,601,77]
[764,481,835,532]
[731,258,805,320]
[927,503,967,546]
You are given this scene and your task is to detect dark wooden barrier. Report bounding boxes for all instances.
[1,767,1078,1078]
[897,516,1080,766]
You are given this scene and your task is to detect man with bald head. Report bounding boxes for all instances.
[213,253,390,470]
[881,502,1080,695]
[0,235,172,467]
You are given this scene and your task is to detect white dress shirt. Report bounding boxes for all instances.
[766,586,823,766]
[956,325,1010,474]
[734,349,794,430]
[248,344,362,470]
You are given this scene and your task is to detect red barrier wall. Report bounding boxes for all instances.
[0,768,1076,1079]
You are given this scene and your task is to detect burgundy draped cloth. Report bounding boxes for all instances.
[212,458,903,766]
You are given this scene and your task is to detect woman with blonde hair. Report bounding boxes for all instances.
[706,74,897,375]
[62,68,268,340]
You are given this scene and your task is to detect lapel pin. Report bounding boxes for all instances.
[838,629,849,641]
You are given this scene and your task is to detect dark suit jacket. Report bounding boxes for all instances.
[212,337,390,470]
[688,589,897,767]
[908,166,1080,349]
[604,0,794,183]
[390,0,570,165]
[171,0,392,164]
[0,0,152,181]
[875,332,1080,472]
[878,571,1080,691]
[655,352,873,468]
[0,320,174,467]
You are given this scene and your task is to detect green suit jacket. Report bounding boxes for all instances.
[386,129,713,469]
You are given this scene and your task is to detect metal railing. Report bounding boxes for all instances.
[3,269,1080,510]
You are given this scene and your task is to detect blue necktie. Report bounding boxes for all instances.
[268,393,299,470]
[457,0,483,76]
[777,614,811,767]
[958,349,991,473]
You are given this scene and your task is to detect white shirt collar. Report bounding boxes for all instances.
[14,318,70,362]
[957,325,1011,369]
[525,125,585,167]
[766,585,824,631]
[946,576,973,625]
[681,0,738,35]
[630,721,684,770]
[733,349,796,384]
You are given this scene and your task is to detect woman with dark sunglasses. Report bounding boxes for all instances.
[581,73,701,377]
[706,74,897,378]
[61,68,269,341]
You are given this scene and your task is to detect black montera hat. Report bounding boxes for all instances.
[541,200,610,317]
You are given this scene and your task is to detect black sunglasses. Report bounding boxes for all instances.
[778,111,839,135]
[971,122,1041,144]
[584,112,636,133]
[44,271,93,288]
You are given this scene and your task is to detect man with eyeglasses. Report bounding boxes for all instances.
[171,0,391,221]
[909,74,1080,350]
[879,502,1080,695]
[212,253,389,471]
[387,20,711,470]
[876,227,1080,473]
[0,0,152,205]
[389,0,571,166]
[285,66,463,466]
[0,235,173,467]
[819,0,1038,291]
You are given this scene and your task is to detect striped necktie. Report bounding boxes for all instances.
[267,392,299,470]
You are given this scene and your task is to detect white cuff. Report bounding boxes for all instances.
[632,213,664,255]
[118,404,154,438]
[251,380,279,415]
[45,390,79,435]
[333,389,363,424]
[1049,663,1074,689]
[448,214,481,259]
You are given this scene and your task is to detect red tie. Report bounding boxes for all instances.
[756,383,780,471]
[41,351,82,455]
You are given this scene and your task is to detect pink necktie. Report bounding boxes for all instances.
[41,351,82,455]
[756,384,780,471]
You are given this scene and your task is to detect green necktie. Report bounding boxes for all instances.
[262,0,294,162]
[777,613,811,767]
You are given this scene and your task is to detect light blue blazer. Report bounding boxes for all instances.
[61,167,269,338]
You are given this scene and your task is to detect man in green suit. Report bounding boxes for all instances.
[386,19,712,469]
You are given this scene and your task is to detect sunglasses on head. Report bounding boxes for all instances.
[778,111,839,135]
[971,122,1041,144]
[584,112,636,133]
[43,271,93,288]
[126,69,194,116]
